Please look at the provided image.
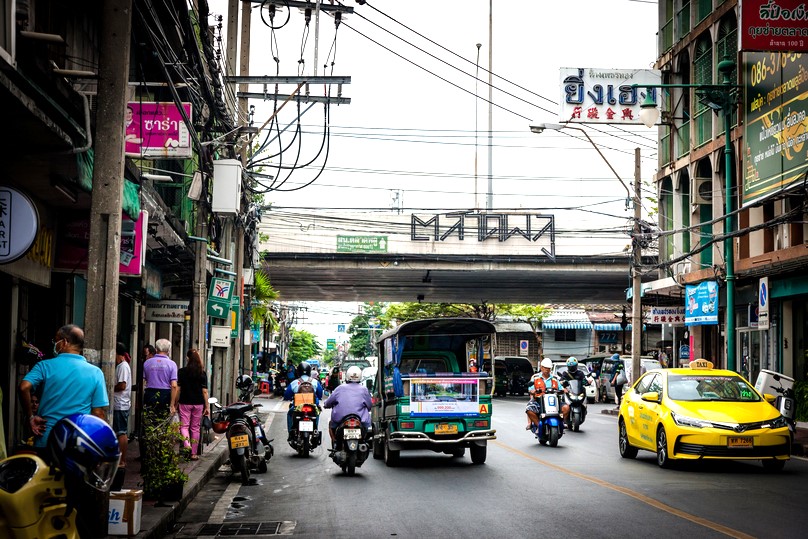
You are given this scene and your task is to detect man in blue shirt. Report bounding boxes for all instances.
[19,324,108,449]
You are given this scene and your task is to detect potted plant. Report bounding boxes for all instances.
[141,411,189,502]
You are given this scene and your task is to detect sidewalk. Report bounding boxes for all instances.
[108,393,277,539]
[600,408,808,457]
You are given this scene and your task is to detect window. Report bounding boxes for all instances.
[0,0,13,64]
[694,34,713,146]
[554,329,577,342]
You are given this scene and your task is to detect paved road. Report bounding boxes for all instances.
[172,396,808,538]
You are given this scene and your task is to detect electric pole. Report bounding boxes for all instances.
[631,148,643,383]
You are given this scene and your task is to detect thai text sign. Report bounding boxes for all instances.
[740,0,808,52]
[559,68,662,125]
[125,102,192,158]
[743,52,808,206]
[337,235,388,253]
[409,378,479,417]
[0,186,39,264]
[145,300,189,323]
[649,306,686,326]
[685,281,719,326]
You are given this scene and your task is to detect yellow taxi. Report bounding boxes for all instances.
[617,359,791,471]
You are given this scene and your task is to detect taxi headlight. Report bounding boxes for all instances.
[765,416,789,429]
[671,411,713,429]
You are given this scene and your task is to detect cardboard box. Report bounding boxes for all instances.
[108,489,143,536]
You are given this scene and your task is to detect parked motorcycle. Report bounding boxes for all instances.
[766,375,796,433]
[562,378,587,432]
[288,402,322,457]
[236,374,258,403]
[530,388,564,447]
[0,414,119,539]
[211,398,273,485]
[329,414,370,475]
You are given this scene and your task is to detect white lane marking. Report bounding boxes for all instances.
[208,481,242,524]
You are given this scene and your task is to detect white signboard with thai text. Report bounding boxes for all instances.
[559,68,662,125]
[144,300,189,323]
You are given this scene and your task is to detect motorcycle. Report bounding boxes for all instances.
[530,388,564,447]
[0,414,119,539]
[329,414,370,476]
[288,402,322,457]
[211,398,273,485]
[236,374,257,403]
[767,375,796,433]
[509,372,529,396]
[562,378,587,432]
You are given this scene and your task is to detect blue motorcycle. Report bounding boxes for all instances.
[530,388,564,447]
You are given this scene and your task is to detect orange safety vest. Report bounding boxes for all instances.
[533,376,558,395]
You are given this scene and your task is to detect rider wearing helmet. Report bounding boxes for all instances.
[525,357,570,429]
[283,361,324,439]
[559,357,591,395]
[323,365,372,449]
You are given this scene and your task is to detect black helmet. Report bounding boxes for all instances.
[296,361,312,378]
[236,374,253,389]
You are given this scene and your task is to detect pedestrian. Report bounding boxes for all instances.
[172,349,209,460]
[610,353,627,405]
[142,338,178,419]
[114,342,132,468]
[18,324,108,450]
[326,367,340,393]
[142,343,155,362]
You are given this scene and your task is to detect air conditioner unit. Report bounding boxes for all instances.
[691,176,713,205]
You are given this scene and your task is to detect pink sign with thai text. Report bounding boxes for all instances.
[125,102,192,158]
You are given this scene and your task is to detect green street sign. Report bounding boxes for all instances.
[327,339,336,351]
[209,277,235,306]
[207,300,228,318]
[337,235,388,253]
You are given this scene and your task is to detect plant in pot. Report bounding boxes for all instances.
[141,410,189,503]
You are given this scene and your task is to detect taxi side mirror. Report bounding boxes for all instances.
[763,393,776,403]
[641,391,660,403]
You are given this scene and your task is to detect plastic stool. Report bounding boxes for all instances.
[259,381,270,394]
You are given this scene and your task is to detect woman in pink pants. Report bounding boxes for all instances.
[172,349,209,459]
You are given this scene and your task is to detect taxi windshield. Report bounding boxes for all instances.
[666,374,761,402]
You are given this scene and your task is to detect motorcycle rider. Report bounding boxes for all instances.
[525,358,569,429]
[323,366,372,450]
[283,361,324,441]
[559,357,591,387]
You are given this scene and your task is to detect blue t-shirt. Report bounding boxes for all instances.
[23,353,109,447]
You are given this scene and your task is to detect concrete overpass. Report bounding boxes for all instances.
[258,210,656,304]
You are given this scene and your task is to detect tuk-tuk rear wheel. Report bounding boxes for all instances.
[384,436,400,467]
[372,438,384,460]
[470,444,486,464]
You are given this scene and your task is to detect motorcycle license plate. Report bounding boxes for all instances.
[299,420,314,432]
[728,436,753,448]
[435,423,458,435]
[230,434,250,449]
[344,428,362,439]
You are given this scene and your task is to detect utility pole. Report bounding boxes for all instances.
[631,148,643,384]
[83,4,131,536]
[486,0,493,210]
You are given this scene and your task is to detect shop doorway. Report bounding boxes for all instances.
[739,329,767,382]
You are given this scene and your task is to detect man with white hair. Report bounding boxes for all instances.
[143,338,178,417]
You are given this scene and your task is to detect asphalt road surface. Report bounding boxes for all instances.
[171,395,808,538]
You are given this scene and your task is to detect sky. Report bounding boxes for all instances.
[206,0,660,346]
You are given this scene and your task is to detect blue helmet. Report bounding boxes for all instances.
[48,414,120,492]
[566,357,579,372]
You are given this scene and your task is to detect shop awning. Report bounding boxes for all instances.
[593,323,644,331]
[542,321,593,330]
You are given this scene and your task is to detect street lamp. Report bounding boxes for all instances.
[632,57,739,371]
[529,123,643,383]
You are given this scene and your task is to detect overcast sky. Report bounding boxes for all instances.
[207,0,660,345]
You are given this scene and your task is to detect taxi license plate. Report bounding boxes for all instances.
[299,421,314,432]
[230,434,249,449]
[435,423,458,435]
[728,436,753,448]
[344,428,362,439]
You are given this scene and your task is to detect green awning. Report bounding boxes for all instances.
[76,150,141,219]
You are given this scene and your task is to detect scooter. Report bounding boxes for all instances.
[329,414,370,476]
[530,388,564,447]
[766,375,796,433]
[563,378,588,432]
[288,403,322,457]
[211,398,273,485]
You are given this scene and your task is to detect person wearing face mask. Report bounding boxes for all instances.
[18,324,108,451]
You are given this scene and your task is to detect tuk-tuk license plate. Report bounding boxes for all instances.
[728,436,753,448]
[230,435,249,449]
[344,428,362,439]
[435,423,458,435]
[299,421,314,432]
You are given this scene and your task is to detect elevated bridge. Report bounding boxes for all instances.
[258,210,655,304]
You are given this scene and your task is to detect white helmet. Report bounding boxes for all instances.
[540,358,553,369]
[346,366,362,383]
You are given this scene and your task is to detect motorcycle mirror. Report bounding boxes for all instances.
[208,397,218,404]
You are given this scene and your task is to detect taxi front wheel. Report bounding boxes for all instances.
[618,418,637,459]
[656,427,672,468]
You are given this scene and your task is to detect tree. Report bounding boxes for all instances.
[287,328,321,364]
[348,302,386,358]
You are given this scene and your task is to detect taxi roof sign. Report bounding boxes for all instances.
[689,359,714,370]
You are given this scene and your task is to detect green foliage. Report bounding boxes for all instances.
[141,411,189,499]
[287,328,321,364]
[251,269,278,328]
[348,302,387,358]
[795,381,808,422]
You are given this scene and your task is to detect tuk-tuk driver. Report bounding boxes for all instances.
[525,358,569,429]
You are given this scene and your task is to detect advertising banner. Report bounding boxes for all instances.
[409,378,479,417]
[125,102,192,158]
[742,52,808,206]
[740,0,808,52]
[559,68,662,125]
[685,281,719,326]
[649,306,686,326]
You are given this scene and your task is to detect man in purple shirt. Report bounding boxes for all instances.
[142,338,178,417]
[323,366,372,449]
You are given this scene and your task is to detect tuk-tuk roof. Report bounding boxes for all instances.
[376,318,496,343]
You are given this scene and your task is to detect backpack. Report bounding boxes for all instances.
[294,377,315,405]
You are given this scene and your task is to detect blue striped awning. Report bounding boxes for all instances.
[542,321,593,330]
[594,323,643,331]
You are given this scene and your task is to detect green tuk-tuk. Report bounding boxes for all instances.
[371,318,497,466]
